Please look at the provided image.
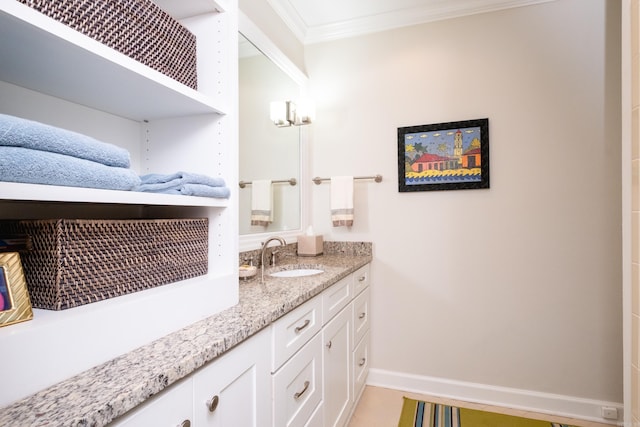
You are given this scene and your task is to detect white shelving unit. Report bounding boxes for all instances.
[0,0,239,407]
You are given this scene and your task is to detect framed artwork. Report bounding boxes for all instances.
[398,118,490,192]
[0,252,33,328]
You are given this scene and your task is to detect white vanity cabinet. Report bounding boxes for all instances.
[193,328,272,427]
[109,263,370,427]
[111,328,272,427]
[0,0,240,406]
[270,263,371,427]
[322,264,370,427]
[351,266,371,405]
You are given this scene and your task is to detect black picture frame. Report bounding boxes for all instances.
[398,118,490,192]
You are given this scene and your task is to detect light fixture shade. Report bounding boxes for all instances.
[295,99,315,125]
[270,99,314,127]
[270,101,290,127]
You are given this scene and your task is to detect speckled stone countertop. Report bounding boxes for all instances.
[0,242,372,427]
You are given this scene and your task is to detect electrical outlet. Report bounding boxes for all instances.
[601,406,618,420]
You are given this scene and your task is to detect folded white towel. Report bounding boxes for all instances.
[331,176,354,227]
[251,180,273,226]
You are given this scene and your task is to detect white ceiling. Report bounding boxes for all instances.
[266,0,554,44]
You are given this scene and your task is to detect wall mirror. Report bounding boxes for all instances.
[238,13,309,251]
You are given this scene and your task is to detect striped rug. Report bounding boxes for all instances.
[398,398,577,427]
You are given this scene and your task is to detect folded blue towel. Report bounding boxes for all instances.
[0,146,140,191]
[181,184,230,198]
[0,113,131,168]
[138,171,226,189]
[135,172,229,198]
[142,183,230,198]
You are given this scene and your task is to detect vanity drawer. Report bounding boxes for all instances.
[272,333,323,427]
[353,332,370,403]
[272,296,322,371]
[353,287,370,347]
[353,264,370,296]
[322,275,353,325]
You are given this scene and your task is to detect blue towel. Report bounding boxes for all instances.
[0,146,140,191]
[138,171,226,189]
[136,171,230,198]
[0,113,131,168]
[148,184,231,198]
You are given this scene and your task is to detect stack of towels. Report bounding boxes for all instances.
[0,113,140,191]
[135,171,230,198]
[0,113,230,199]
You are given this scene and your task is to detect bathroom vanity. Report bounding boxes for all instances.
[0,247,372,427]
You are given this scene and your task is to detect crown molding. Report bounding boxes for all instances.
[267,0,555,44]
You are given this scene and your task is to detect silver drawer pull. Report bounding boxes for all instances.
[179,420,191,427]
[358,312,366,319]
[294,319,311,333]
[207,395,219,412]
[358,275,366,282]
[358,358,366,367]
[294,380,310,399]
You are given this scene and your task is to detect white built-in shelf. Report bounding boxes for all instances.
[154,0,228,19]
[0,182,229,207]
[0,3,228,121]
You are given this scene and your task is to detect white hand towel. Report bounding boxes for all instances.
[331,176,354,227]
[251,180,273,226]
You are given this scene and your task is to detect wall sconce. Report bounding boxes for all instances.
[270,100,315,127]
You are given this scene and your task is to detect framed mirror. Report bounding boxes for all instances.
[238,13,309,250]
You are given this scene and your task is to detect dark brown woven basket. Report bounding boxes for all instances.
[17,0,198,90]
[0,219,208,310]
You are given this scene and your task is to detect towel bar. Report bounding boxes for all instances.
[239,178,297,188]
[312,175,382,185]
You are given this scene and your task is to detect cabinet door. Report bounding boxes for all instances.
[353,264,370,296]
[322,304,353,427]
[353,332,370,403]
[322,274,353,325]
[109,377,193,427]
[353,287,370,347]
[272,296,322,372]
[193,328,272,427]
[272,333,323,427]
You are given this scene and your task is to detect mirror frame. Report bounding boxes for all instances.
[238,12,310,251]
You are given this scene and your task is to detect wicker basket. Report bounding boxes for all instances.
[16,0,198,90]
[0,219,208,310]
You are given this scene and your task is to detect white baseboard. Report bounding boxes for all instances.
[366,368,624,425]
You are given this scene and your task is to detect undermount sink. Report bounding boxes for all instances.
[269,268,325,278]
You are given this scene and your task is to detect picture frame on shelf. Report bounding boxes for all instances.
[0,252,33,328]
[397,118,490,192]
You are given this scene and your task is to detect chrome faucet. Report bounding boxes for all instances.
[260,236,286,283]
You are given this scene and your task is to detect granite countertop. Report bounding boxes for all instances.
[0,243,372,427]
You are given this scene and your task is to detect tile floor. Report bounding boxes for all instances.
[347,386,616,427]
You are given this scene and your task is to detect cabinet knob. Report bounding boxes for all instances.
[358,275,366,282]
[294,319,311,333]
[358,358,366,367]
[358,312,366,319]
[326,340,332,349]
[294,380,310,400]
[179,420,191,427]
[207,395,220,413]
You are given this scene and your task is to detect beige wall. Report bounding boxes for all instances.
[306,0,622,404]
[630,0,640,423]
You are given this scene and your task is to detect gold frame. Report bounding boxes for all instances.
[0,252,33,327]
